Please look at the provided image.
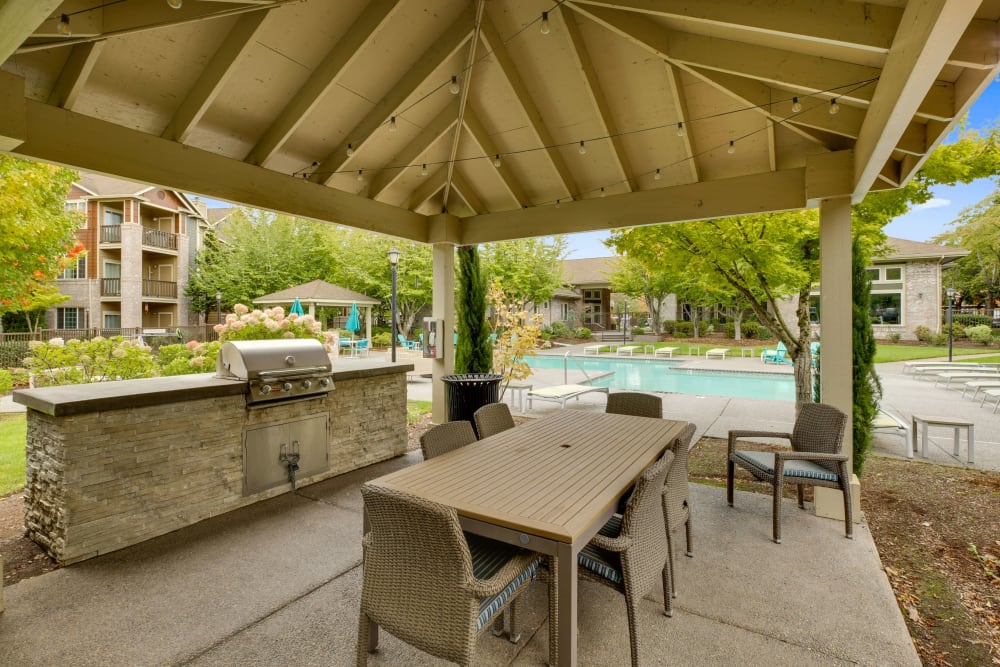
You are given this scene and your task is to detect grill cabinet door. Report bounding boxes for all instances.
[243,414,329,495]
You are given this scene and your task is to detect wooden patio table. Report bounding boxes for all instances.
[366,409,688,666]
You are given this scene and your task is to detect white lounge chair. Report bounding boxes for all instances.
[904,361,977,375]
[871,409,914,458]
[962,380,1000,399]
[705,348,728,360]
[933,371,1000,388]
[981,388,1000,412]
[526,384,610,409]
[583,344,603,355]
[616,345,640,356]
[653,347,679,358]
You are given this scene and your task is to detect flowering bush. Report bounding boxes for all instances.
[158,340,222,375]
[24,336,158,386]
[488,282,543,398]
[213,304,337,350]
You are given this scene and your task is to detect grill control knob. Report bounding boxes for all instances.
[260,384,272,395]
[319,377,331,388]
[301,379,312,390]
[282,382,293,392]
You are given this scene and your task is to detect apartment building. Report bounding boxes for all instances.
[50,173,207,331]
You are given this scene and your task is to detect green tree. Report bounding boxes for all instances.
[607,255,675,333]
[480,237,567,310]
[932,191,1000,317]
[852,236,881,476]
[0,156,83,319]
[454,245,492,374]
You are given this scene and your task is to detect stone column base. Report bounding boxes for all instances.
[814,473,861,523]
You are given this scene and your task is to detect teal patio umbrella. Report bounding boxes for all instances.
[289,298,304,316]
[345,302,361,336]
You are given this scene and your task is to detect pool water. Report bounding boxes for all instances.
[526,355,794,401]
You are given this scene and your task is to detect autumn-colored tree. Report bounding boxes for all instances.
[488,281,544,397]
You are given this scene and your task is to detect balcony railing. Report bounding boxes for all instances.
[100,225,122,243]
[143,279,177,298]
[102,278,121,296]
[143,228,177,250]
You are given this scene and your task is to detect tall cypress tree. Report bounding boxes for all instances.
[454,245,492,374]
[852,235,881,476]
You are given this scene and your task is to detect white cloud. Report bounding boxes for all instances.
[913,197,951,210]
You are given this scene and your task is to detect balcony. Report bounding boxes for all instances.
[100,225,121,244]
[101,278,120,296]
[143,228,178,251]
[143,279,177,298]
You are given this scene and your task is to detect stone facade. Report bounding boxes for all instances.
[22,371,407,565]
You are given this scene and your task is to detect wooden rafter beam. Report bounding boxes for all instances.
[451,171,484,215]
[663,63,699,182]
[0,0,61,61]
[408,167,448,211]
[462,108,529,208]
[479,15,579,200]
[47,42,105,110]
[161,11,270,143]
[246,0,399,167]
[310,6,474,186]
[369,99,459,199]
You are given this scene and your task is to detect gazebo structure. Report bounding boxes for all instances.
[252,279,379,342]
[2,1,999,563]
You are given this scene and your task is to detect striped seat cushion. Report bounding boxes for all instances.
[733,450,840,482]
[467,534,541,632]
[578,515,624,584]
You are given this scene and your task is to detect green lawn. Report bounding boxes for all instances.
[873,344,992,363]
[407,400,432,424]
[0,414,26,496]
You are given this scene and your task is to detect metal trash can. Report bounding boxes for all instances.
[441,373,503,434]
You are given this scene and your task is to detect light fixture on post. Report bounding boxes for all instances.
[622,297,628,347]
[946,286,957,362]
[216,291,222,324]
[388,248,401,363]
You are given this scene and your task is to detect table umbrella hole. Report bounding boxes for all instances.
[560,444,571,448]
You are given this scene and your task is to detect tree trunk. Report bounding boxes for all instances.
[734,309,744,341]
[793,353,812,407]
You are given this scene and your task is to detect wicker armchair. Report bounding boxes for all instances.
[577,451,674,667]
[419,421,477,460]
[358,484,542,666]
[473,402,516,439]
[662,422,696,617]
[727,402,852,544]
[606,392,663,418]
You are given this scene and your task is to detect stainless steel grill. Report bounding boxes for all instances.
[216,339,334,405]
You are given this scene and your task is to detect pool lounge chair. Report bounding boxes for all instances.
[653,347,679,358]
[617,345,640,356]
[584,344,603,355]
[981,389,1000,412]
[871,409,914,458]
[933,371,1000,388]
[705,348,728,360]
[527,384,610,410]
[962,380,1000,399]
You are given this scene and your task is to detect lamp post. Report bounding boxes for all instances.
[622,297,628,346]
[946,287,956,362]
[215,291,222,324]
[388,248,400,362]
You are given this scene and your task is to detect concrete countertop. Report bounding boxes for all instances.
[13,359,414,417]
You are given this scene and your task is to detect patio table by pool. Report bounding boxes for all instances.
[366,410,687,666]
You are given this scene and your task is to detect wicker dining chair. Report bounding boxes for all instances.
[606,392,663,418]
[577,450,674,667]
[358,484,543,666]
[727,402,852,544]
[419,420,477,460]
[473,402,516,439]
[662,422,696,617]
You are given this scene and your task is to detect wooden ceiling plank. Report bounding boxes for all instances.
[663,63,699,182]
[247,0,400,167]
[11,97,427,241]
[570,0,900,53]
[560,8,635,191]
[462,108,529,207]
[0,0,61,61]
[479,15,579,200]
[461,168,807,244]
[852,0,980,199]
[451,171,484,215]
[312,6,475,186]
[47,42,105,110]
[370,99,459,199]
[161,10,271,143]
[949,20,999,70]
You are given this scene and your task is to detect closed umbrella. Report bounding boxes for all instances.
[345,302,361,336]
[289,298,304,316]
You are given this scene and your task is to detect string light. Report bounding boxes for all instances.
[600,187,606,197]
[420,164,428,176]
[167,0,183,8]
[346,143,354,157]
[791,97,802,113]
[450,75,460,95]
[540,11,551,35]
[727,140,736,155]
[654,168,661,181]
[389,116,397,132]
[493,154,502,168]
[57,14,71,36]
[356,169,364,181]
[676,122,685,137]
[829,98,840,115]
[578,141,586,155]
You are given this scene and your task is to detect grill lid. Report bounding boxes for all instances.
[217,339,332,381]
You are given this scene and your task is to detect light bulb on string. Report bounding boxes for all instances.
[57,14,71,36]
[829,98,840,115]
[791,97,802,113]
[346,143,354,157]
[578,141,586,155]
[493,154,502,168]
[654,168,662,181]
[356,170,364,182]
[600,187,606,198]
[449,75,460,95]
[727,140,736,155]
[420,164,428,176]
[167,0,183,8]
[676,122,685,137]
[389,116,397,132]
[540,12,551,35]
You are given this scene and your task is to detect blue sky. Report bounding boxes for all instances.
[566,77,1000,258]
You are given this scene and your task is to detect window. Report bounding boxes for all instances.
[867,265,904,325]
[103,312,121,328]
[104,261,121,279]
[561,303,570,320]
[885,267,901,281]
[104,209,123,226]
[59,257,86,279]
[57,307,84,329]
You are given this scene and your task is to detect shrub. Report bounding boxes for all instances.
[661,320,676,334]
[944,322,966,339]
[24,336,158,386]
[632,326,646,335]
[915,326,933,343]
[0,369,12,394]
[954,313,991,327]
[674,322,693,337]
[0,340,30,370]
[574,327,592,339]
[549,321,569,338]
[157,341,221,376]
[888,332,901,343]
[966,324,993,345]
[214,304,336,349]
[930,333,949,346]
[371,332,392,347]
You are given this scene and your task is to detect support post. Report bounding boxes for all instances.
[430,221,458,424]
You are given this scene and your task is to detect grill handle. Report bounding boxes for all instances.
[257,366,330,378]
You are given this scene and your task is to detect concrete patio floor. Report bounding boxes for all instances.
[0,449,916,666]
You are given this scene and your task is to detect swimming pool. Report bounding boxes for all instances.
[525,355,794,401]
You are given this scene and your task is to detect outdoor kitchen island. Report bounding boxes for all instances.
[13,355,411,565]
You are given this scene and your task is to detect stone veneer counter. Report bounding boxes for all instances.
[13,359,413,564]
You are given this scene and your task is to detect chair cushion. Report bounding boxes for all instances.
[578,515,624,584]
[467,534,541,632]
[733,450,840,482]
